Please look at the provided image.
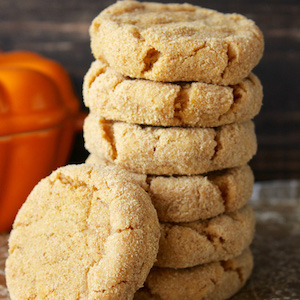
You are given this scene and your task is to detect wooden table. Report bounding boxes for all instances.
[1,180,299,299]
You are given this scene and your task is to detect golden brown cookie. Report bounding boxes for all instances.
[135,248,253,300]
[6,164,160,300]
[90,1,264,84]
[84,114,257,175]
[83,59,263,127]
[156,205,255,268]
[87,154,254,223]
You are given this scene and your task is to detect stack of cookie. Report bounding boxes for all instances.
[83,1,264,299]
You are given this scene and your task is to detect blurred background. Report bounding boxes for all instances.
[1,0,299,181]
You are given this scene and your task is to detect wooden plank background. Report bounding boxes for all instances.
[0,0,299,181]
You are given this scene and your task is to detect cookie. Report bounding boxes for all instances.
[83,59,263,127]
[87,154,254,223]
[90,1,264,84]
[6,164,160,300]
[156,205,254,268]
[135,248,253,300]
[84,114,257,175]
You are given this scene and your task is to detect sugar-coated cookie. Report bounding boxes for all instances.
[90,1,264,84]
[84,59,263,127]
[84,114,257,175]
[87,155,254,223]
[135,248,253,300]
[156,205,254,268]
[6,164,160,300]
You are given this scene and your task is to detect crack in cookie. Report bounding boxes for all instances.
[83,59,263,127]
[90,1,264,84]
[84,115,257,175]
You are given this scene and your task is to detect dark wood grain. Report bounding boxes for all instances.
[1,0,299,180]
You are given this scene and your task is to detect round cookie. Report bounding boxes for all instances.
[135,248,253,300]
[87,154,254,223]
[84,114,257,175]
[90,1,264,84]
[6,164,160,300]
[84,59,263,127]
[156,205,255,268]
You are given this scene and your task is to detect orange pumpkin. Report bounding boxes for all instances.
[0,51,85,232]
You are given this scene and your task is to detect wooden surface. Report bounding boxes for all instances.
[1,180,300,299]
[0,0,300,181]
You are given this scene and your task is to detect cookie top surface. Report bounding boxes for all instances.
[83,59,263,127]
[6,164,160,300]
[90,1,264,84]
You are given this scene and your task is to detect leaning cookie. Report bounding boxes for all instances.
[90,1,264,84]
[135,248,253,300]
[84,59,263,127]
[87,154,254,223]
[6,164,160,300]
[156,205,255,268]
[84,114,257,175]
